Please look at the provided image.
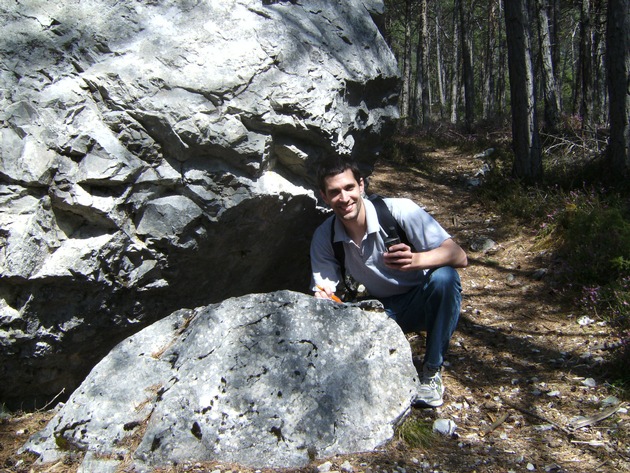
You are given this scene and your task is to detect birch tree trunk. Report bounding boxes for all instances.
[504,0,543,181]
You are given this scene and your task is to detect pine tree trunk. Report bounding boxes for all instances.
[496,1,508,112]
[580,0,594,129]
[413,0,430,125]
[482,2,497,120]
[535,0,561,130]
[450,0,462,124]
[606,0,630,173]
[400,0,413,125]
[593,1,608,124]
[460,0,475,131]
[435,15,447,119]
[549,0,563,111]
[413,32,423,125]
[571,24,582,116]
[504,0,543,181]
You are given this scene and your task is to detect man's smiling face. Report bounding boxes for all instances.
[320,168,365,223]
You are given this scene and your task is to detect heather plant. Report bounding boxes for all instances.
[538,186,630,316]
[555,196,630,285]
[473,137,630,393]
[537,185,630,392]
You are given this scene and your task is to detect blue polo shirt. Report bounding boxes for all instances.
[310,197,451,298]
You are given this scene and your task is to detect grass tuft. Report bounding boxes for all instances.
[397,416,434,449]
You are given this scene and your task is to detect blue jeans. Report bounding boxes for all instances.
[378,266,462,371]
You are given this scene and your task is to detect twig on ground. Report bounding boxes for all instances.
[570,440,607,446]
[567,404,625,430]
[500,397,572,436]
[37,388,65,412]
[481,411,510,436]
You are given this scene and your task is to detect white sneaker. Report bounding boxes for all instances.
[412,366,444,408]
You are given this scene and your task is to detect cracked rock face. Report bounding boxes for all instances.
[23,291,418,470]
[0,0,399,408]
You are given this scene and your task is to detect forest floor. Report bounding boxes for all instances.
[365,139,630,473]
[1,138,629,472]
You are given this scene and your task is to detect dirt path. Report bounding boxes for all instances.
[2,144,628,473]
[368,144,629,472]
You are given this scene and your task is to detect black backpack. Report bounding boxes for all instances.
[331,194,412,283]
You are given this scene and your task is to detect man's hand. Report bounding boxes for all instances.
[315,285,342,303]
[383,238,468,271]
[383,243,415,270]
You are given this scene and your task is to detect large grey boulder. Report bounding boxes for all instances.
[0,0,400,408]
[23,291,418,471]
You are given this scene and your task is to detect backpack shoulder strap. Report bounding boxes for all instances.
[368,194,411,247]
[330,194,413,282]
[330,216,346,280]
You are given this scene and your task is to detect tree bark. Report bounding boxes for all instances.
[580,0,594,129]
[460,0,475,131]
[450,0,462,124]
[606,0,630,174]
[435,13,447,119]
[482,2,498,120]
[413,0,430,125]
[593,0,608,124]
[496,1,508,113]
[400,0,413,125]
[535,0,561,130]
[503,0,543,181]
[548,0,563,111]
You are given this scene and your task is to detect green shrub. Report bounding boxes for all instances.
[476,152,630,395]
[558,205,630,285]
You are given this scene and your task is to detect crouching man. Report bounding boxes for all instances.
[310,157,467,407]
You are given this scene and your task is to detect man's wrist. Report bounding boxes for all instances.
[411,252,422,270]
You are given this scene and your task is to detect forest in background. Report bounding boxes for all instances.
[381,0,628,179]
[379,0,629,391]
